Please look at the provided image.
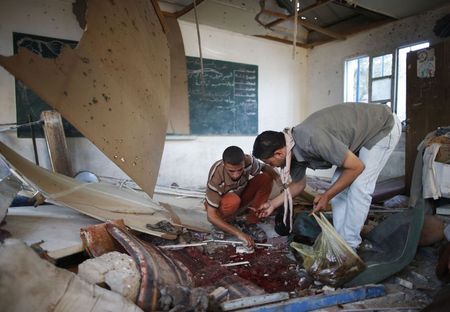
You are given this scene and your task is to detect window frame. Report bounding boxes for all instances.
[369,53,394,105]
[343,55,370,103]
[344,41,430,118]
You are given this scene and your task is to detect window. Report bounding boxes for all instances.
[344,41,429,123]
[371,54,392,105]
[344,56,369,103]
[344,54,392,105]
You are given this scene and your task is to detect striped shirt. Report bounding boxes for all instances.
[205,155,263,208]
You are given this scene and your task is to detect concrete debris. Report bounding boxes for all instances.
[236,245,255,254]
[0,239,142,312]
[321,285,336,293]
[209,286,229,301]
[78,251,140,301]
[395,277,414,289]
[410,271,429,283]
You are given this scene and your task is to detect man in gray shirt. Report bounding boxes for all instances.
[252,103,401,249]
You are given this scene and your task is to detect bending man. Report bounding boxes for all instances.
[205,146,277,247]
[252,103,401,249]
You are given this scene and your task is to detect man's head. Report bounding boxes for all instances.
[222,146,245,181]
[252,131,287,167]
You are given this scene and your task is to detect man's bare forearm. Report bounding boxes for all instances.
[269,177,306,210]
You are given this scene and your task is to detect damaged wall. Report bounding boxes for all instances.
[0,0,308,188]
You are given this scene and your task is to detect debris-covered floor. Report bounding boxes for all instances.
[2,198,449,311]
[1,171,449,311]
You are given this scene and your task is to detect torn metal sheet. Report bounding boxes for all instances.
[0,239,143,312]
[2,204,99,259]
[166,16,190,134]
[0,141,212,239]
[0,0,170,197]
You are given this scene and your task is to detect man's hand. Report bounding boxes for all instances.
[237,232,255,248]
[206,204,255,247]
[312,193,330,214]
[253,201,276,218]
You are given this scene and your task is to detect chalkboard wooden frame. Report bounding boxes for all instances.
[187,57,258,135]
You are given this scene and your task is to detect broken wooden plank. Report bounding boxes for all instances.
[41,110,73,177]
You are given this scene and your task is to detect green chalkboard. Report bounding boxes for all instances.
[13,32,82,138]
[187,57,258,135]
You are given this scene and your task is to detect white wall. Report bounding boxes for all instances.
[305,4,450,181]
[306,4,450,113]
[0,1,308,188]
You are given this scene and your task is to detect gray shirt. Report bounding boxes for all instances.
[290,103,394,181]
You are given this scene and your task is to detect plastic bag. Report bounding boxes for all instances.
[290,213,366,286]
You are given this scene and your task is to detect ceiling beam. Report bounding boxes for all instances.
[264,0,331,28]
[332,0,394,20]
[263,9,346,40]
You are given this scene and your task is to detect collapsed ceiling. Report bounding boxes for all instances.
[159,0,450,47]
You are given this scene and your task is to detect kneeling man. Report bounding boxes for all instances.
[205,146,276,247]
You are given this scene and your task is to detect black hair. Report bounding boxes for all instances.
[252,131,286,159]
[222,146,245,165]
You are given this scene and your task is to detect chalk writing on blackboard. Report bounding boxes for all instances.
[187,57,258,135]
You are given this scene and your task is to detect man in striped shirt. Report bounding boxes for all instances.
[205,146,277,247]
